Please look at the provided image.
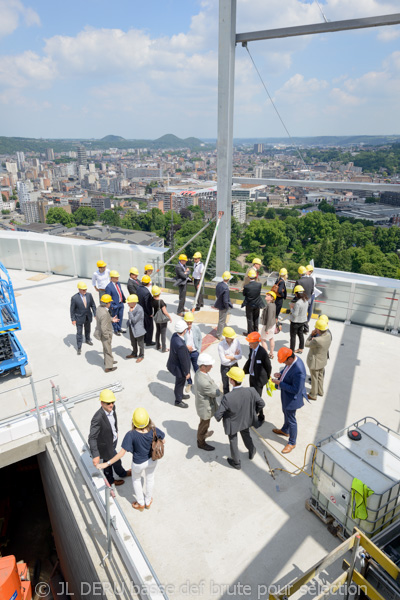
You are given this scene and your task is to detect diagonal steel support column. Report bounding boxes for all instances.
[216,0,236,275]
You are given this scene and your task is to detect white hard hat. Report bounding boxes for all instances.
[198,353,215,366]
[174,320,188,334]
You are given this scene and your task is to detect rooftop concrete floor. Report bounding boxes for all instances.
[2,269,400,600]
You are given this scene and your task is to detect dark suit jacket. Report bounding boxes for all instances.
[88,406,119,460]
[278,357,307,411]
[174,262,191,287]
[242,281,264,308]
[295,275,314,299]
[243,345,271,388]
[214,281,232,310]
[215,386,265,435]
[70,292,96,324]
[127,277,140,295]
[167,332,191,378]
[105,281,126,309]
[136,284,153,316]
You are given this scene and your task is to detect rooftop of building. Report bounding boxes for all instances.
[1,268,399,599]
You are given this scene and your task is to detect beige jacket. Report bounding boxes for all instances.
[96,305,113,340]
[194,370,221,420]
[305,331,332,370]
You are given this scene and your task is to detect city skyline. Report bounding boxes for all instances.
[1,0,399,139]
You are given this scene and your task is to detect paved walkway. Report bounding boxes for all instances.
[2,270,400,600]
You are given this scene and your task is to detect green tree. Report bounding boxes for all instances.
[46,207,76,227]
[100,209,121,227]
[318,199,336,214]
[73,207,98,226]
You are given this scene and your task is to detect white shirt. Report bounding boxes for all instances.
[186,328,194,349]
[218,338,242,366]
[92,268,110,289]
[249,344,260,376]
[193,261,204,279]
[103,408,117,442]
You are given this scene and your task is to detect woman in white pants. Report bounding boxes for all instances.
[97,407,165,511]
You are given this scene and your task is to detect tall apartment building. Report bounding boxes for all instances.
[253,144,264,154]
[46,148,55,161]
[77,146,88,168]
[16,152,25,171]
[231,199,246,224]
[90,197,111,216]
[125,167,162,178]
[5,162,18,176]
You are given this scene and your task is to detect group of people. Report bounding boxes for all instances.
[83,255,334,510]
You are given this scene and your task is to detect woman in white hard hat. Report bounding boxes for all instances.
[98,407,165,512]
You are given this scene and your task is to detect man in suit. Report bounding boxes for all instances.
[88,389,131,486]
[295,265,315,326]
[215,366,265,470]
[194,353,220,451]
[167,320,192,408]
[70,281,96,355]
[105,270,126,336]
[214,271,233,339]
[243,331,271,425]
[305,317,332,400]
[242,269,264,334]
[127,267,140,295]
[136,275,155,346]
[271,347,307,454]
[175,254,191,316]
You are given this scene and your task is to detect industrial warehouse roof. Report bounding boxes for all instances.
[1,268,399,600]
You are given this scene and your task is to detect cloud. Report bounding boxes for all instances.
[377,28,400,42]
[0,0,40,39]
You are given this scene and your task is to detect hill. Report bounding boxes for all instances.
[100,135,126,142]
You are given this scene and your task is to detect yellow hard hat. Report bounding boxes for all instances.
[127,294,138,303]
[193,252,202,259]
[294,285,304,294]
[298,265,307,275]
[142,275,151,284]
[306,264,314,272]
[179,254,188,261]
[144,264,154,272]
[130,267,139,275]
[97,260,106,268]
[101,294,112,303]
[227,366,245,383]
[184,312,194,322]
[315,318,329,331]
[252,258,262,265]
[222,271,231,280]
[77,281,87,290]
[266,290,276,300]
[152,285,161,296]
[99,389,116,404]
[132,407,150,429]
[222,326,236,339]
[279,268,288,276]
[318,314,329,323]
[110,270,120,278]
[247,269,257,279]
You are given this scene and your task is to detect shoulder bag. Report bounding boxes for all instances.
[154,300,169,324]
[152,427,164,460]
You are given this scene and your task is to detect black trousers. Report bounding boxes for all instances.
[129,328,144,357]
[156,322,168,351]
[102,440,127,485]
[221,362,238,395]
[177,284,187,314]
[290,321,306,351]
[174,375,186,404]
[246,306,260,333]
[249,378,265,420]
[144,313,153,344]
[76,317,91,349]
[275,298,284,318]
[193,279,203,308]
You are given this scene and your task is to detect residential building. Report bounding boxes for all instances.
[231,199,246,223]
[77,146,88,168]
[46,148,55,161]
[90,197,111,217]
[16,152,25,171]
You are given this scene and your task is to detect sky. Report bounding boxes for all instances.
[0,0,399,140]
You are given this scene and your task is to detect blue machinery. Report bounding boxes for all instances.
[0,262,31,377]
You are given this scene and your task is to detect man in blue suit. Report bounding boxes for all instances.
[105,270,126,335]
[271,346,307,454]
[214,271,233,339]
[167,320,192,408]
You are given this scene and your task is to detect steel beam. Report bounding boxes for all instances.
[232,176,400,192]
[216,0,236,275]
[236,13,400,44]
